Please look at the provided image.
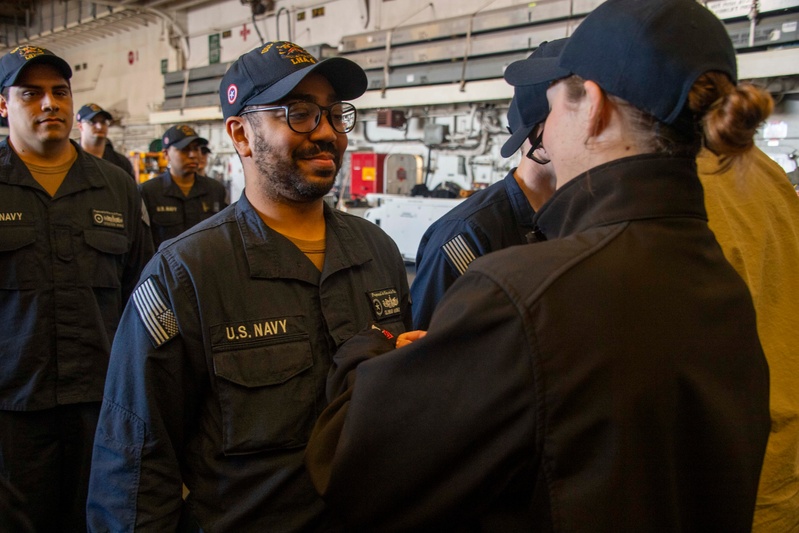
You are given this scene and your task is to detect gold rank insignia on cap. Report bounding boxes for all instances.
[132,276,179,347]
[12,45,47,61]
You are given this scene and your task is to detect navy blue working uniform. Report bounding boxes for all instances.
[0,139,153,530]
[307,156,770,531]
[87,194,411,532]
[139,169,227,249]
[411,170,535,329]
[102,139,135,179]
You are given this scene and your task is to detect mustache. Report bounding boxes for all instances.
[294,142,339,159]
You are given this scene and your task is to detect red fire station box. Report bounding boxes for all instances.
[350,152,386,199]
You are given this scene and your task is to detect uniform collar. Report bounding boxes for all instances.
[236,194,374,281]
[533,154,707,240]
[159,170,207,198]
[502,170,536,228]
[0,139,108,193]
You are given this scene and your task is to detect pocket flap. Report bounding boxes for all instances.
[214,340,313,387]
[0,226,36,252]
[84,229,129,255]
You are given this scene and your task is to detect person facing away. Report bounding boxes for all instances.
[0,46,153,532]
[410,39,562,329]
[76,103,135,179]
[86,41,412,532]
[304,1,771,530]
[698,145,799,531]
[138,124,228,250]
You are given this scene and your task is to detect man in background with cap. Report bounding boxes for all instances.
[0,46,153,531]
[139,124,228,249]
[87,41,411,531]
[76,103,135,179]
[409,40,562,330]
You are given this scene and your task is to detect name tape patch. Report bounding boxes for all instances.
[0,212,23,222]
[210,315,306,348]
[367,288,401,321]
[92,209,125,229]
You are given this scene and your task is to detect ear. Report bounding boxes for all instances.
[583,80,611,138]
[162,148,171,165]
[0,94,8,119]
[226,116,253,158]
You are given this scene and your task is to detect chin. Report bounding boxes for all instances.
[41,131,71,143]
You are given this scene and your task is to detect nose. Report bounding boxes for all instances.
[310,109,338,141]
[41,91,60,112]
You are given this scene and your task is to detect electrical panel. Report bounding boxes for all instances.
[376,109,407,128]
[350,152,387,199]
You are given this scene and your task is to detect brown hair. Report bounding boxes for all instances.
[689,72,773,159]
[562,73,773,161]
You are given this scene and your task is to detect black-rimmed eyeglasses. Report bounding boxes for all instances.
[239,101,357,134]
[526,125,550,165]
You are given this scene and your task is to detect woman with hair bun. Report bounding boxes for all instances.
[305,1,771,531]
[696,67,799,533]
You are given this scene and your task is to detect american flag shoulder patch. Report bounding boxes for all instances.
[441,234,478,276]
[132,276,179,348]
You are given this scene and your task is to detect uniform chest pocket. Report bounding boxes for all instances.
[151,209,183,227]
[213,337,317,455]
[0,225,38,289]
[83,229,129,289]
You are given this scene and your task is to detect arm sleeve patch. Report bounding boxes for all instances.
[131,276,179,347]
[441,234,478,276]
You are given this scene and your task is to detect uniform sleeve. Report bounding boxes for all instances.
[87,260,198,532]
[411,218,485,329]
[121,156,136,179]
[217,180,230,209]
[306,270,537,531]
[122,187,155,304]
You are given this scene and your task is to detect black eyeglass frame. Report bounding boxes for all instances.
[238,101,358,134]
[525,125,550,165]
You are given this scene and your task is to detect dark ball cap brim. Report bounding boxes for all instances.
[1,53,72,90]
[243,56,367,109]
[501,39,569,157]
[79,109,113,122]
[501,121,535,158]
[169,135,209,150]
[504,55,570,88]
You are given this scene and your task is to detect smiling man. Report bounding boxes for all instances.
[87,42,411,531]
[139,124,228,249]
[0,46,152,532]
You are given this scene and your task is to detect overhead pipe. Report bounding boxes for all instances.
[381,2,433,97]
[459,0,498,91]
[748,0,759,48]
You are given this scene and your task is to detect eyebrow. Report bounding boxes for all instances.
[15,83,71,91]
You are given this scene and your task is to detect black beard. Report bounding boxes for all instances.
[251,130,339,203]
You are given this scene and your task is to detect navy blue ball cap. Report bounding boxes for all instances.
[0,46,72,91]
[504,0,736,125]
[502,89,536,159]
[76,103,113,123]
[220,41,368,119]
[162,125,208,151]
[501,38,568,158]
